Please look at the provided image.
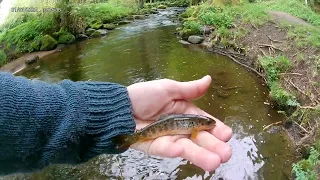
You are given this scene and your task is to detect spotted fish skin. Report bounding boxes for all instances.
[112,114,216,150]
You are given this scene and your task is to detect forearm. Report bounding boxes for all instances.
[0,73,135,175]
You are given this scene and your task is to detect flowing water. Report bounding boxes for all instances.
[6,7,294,180]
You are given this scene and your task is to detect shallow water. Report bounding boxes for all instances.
[8,7,294,180]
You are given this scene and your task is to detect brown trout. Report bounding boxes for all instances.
[113,114,216,150]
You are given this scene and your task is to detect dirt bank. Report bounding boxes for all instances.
[0,49,58,74]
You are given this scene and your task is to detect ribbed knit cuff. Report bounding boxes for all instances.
[78,82,136,158]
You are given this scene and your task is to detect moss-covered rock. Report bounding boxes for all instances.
[31,36,42,51]
[91,22,103,29]
[40,35,58,51]
[118,20,132,25]
[85,28,96,36]
[179,28,200,40]
[58,32,76,44]
[158,4,167,9]
[103,24,117,30]
[90,29,108,37]
[0,50,7,66]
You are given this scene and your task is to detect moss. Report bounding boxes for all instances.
[58,32,76,44]
[40,35,57,51]
[103,24,117,30]
[157,4,167,9]
[91,22,103,29]
[0,50,7,66]
[90,30,102,37]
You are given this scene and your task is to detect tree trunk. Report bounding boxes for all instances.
[138,0,144,9]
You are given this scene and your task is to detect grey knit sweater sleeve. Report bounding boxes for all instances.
[0,72,136,175]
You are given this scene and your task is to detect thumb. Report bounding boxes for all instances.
[167,75,212,100]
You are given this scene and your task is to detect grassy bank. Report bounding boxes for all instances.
[177,0,320,178]
[0,0,167,66]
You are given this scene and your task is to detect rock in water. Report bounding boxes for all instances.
[103,24,116,30]
[77,34,89,41]
[85,28,96,36]
[90,29,108,37]
[188,36,204,44]
[179,40,191,45]
[118,20,132,25]
[25,56,39,65]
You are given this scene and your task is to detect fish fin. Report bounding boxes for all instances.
[191,130,198,140]
[112,134,135,150]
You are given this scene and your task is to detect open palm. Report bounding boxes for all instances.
[127,75,232,172]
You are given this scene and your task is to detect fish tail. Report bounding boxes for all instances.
[112,134,138,150]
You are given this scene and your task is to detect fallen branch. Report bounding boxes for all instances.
[294,121,309,134]
[279,73,303,76]
[221,86,242,91]
[288,80,320,104]
[212,48,267,82]
[259,48,267,56]
[291,48,307,58]
[263,121,282,131]
[298,106,320,110]
[267,35,284,43]
[258,43,283,52]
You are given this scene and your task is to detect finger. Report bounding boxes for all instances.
[176,138,221,172]
[197,109,233,142]
[167,75,212,100]
[193,131,232,163]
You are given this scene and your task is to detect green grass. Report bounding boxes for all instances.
[292,141,320,180]
[0,15,56,53]
[71,1,137,26]
[259,56,300,107]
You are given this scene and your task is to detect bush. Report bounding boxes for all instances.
[0,50,7,66]
[198,7,233,28]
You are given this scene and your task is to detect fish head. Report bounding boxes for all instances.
[200,115,216,128]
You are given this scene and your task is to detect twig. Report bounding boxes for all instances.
[299,106,319,110]
[221,86,242,91]
[288,80,320,104]
[279,73,303,76]
[258,43,283,52]
[291,48,307,58]
[294,121,309,134]
[263,121,282,131]
[307,71,320,100]
[267,35,284,43]
[259,48,267,56]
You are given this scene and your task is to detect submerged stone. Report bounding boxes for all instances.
[103,24,117,30]
[188,35,204,44]
[90,29,108,37]
[25,55,39,65]
[85,28,96,36]
[77,34,89,41]
[118,20,132,25]
[179,40,191,45]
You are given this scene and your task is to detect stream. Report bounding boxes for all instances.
[7,7,294,180]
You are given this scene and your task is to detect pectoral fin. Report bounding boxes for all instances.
[191,129,198,140]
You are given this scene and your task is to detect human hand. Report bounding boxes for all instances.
[126,75,232,172]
